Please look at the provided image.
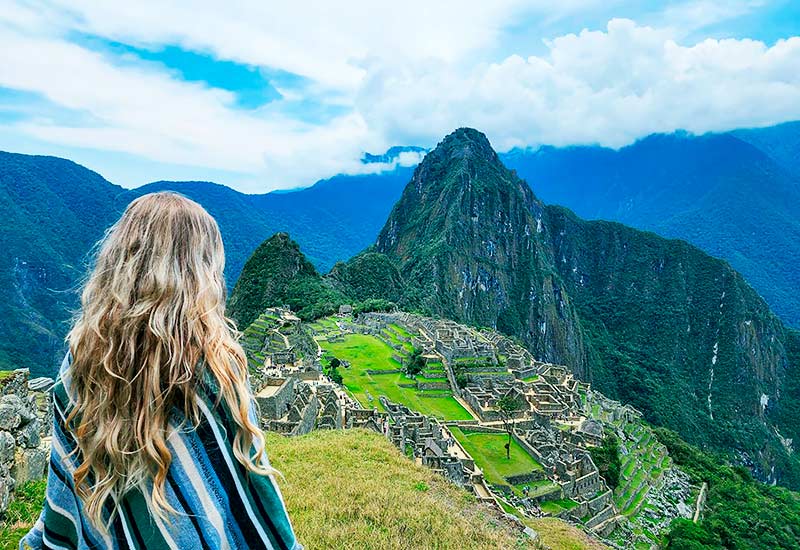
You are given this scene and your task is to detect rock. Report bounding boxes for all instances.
[18,419,40,448]
[0,431,14,463]
[0,474,12,514]
[0,399,22,431]
[12,445,48,485]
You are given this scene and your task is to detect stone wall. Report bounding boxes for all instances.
[256,377,295,419]
[0,369,52,515]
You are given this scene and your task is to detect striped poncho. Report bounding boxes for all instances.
[20,355,301,550]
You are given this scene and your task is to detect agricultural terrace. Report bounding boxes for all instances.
[449,426,551,497]
[318,332,472,421]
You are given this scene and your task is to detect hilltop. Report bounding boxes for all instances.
[0,151,411,375]
[5,121,800,376]
[503,127,800,328]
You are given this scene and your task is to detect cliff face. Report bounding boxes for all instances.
[545,207,796,480]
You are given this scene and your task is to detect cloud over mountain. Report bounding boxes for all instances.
[1,2,799,191]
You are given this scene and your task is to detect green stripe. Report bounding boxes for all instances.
[42,501,79,548]
[124,488,171,549]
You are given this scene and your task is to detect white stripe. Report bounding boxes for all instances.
[196,397,276,550]
[114,495,139,550]
[140,483,181,550]
[51,405,115,550]
[168,428,232,550]
[45,493,80,537]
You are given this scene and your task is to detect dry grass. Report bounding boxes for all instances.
[266,429,534,549]
[524,518,610,550]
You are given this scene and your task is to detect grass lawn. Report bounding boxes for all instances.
[0,480,46,550]
[0,432,539,550]
[322,333,402,372]
[516,479,560,498]
[449,427,542,486]
[321,334,472,420]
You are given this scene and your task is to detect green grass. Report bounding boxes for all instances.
[449,427,542,486]
[388,323,412,338]
[521,375,540,382]
[0,479,46,550]
[541,500,572,515]
[322,333,402,372]
[516,479,560,498]
[524,517,610,550]
[321,334,472,420]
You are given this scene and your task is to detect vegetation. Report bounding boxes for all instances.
[524,517,609,550]
[403,348,426,377]
[496,394,526,459]
[264,429,536,549]
[0,433,542,550]
[318,333,472,420]
[449,426,542,488]
[0,479,46,550]
[589,430,621,490]
[0,151,415,376]
[323,127,800,487]
[228,233,350,327]
[505,129,800,329]
[655,428,800,549]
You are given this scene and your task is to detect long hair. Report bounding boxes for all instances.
[66,191,273,528]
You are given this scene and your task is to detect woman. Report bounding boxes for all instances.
[21,192,300,550]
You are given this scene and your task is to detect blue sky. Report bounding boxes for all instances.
[1,0,800,192]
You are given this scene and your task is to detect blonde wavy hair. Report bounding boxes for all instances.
[66,192,273,528]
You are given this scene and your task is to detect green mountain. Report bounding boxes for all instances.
[373,127,589,372]
[0,152,124,375]
[242,128,799,486]
[0,152,410,376]
[502,129,800,328]
[227,232,348,328]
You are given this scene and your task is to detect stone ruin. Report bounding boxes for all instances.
[241,308,322,390]
[253,372,357,437]
[379,397,495,504]
[0,369,53,515]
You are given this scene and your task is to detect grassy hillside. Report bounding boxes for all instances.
[1,429,614,550]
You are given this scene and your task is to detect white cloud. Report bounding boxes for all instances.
[1,3,799,192]
[358,18,800,150]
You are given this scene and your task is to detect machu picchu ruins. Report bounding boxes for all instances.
[239,307,699,548]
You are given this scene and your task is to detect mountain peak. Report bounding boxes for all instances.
[228,232,322,327]
[434,127,497,163]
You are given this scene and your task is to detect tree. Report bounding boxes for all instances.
[404,348,426,377]
[496,394,525,459]
[590,430,621,489]
[328,356,344,384]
